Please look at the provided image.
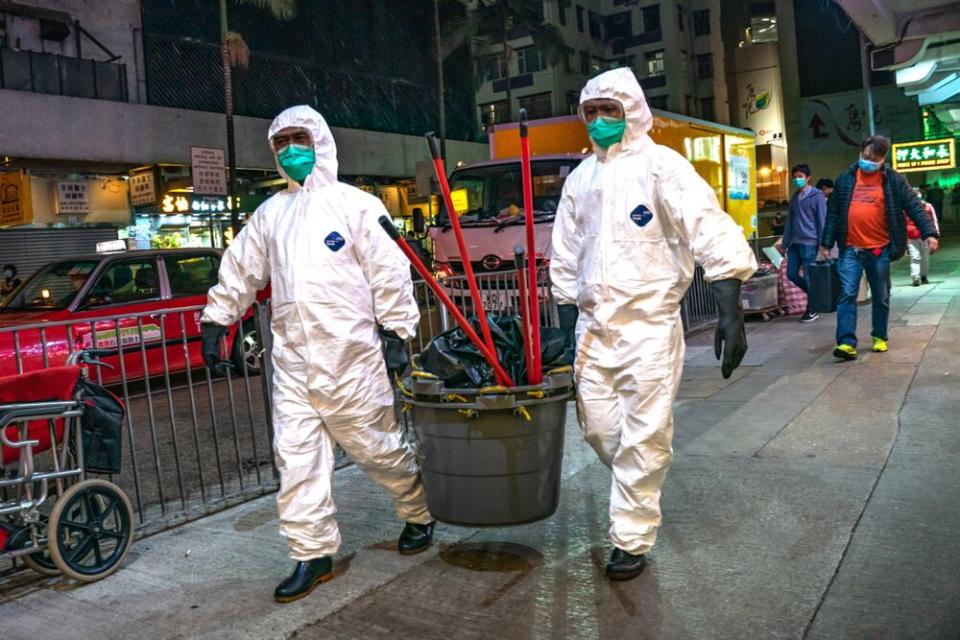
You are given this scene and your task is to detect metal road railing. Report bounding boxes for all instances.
[1,267,717,577]
[0,303,276,558]
[418,264,717,341]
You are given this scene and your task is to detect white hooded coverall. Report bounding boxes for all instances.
[550,69,756,555]
[202,106,431,560]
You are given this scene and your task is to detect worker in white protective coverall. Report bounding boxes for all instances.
[200,106,434,604]
[551,68,757,581]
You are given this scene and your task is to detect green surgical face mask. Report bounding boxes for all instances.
[587,116,627,149]
[277,144,316,183]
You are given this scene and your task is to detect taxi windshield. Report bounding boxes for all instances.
[0,260,99,311]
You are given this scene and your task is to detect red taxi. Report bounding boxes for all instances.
[0,248,263,384]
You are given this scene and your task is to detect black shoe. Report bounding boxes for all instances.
[799,311,820,323]
[398,521,435,555]
[921,276,929,284]
[605,548,647,581]
[274,557,334,603]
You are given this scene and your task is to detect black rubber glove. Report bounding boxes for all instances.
[557,304,579,365]
[381,329,409,380]
[558,304,578,344]
[711,279,747,379]
[201,322,230,374]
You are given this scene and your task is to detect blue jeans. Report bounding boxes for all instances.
[836,247,891,348]
[787,243,818,311]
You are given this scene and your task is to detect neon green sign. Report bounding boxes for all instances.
[892,138,956,173]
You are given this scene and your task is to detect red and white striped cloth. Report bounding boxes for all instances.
[778,255,807,315]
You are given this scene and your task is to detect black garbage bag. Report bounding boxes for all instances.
[71,379,125,475]
[420,313,573,387]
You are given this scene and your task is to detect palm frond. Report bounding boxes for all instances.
[236,0,296,20]
[225,31,251,68]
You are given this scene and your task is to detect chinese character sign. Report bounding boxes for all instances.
[57,181,92,214]
[190,146,227,195]
[0,171,33,226]
[129,168,159,207]
[891,138,956,173]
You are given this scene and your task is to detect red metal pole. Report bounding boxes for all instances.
[519,110,542,384]
[513,246,534,385]
[378,216,515,387]
[425,134,499,363]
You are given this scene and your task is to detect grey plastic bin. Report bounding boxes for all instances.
[404,368,574,527]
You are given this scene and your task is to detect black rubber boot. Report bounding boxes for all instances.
[274,557,334,603]
[605,548,647,581]
[398,521,435,555]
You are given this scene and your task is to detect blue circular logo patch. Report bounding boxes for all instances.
[629,205,653,227]
[324,231,346,252]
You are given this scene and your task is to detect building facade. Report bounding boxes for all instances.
[473,0,729,128]
[0,0,488,260]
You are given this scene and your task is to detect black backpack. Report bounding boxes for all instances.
[74,379,125,475]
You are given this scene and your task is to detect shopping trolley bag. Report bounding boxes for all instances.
[808,259,842,313]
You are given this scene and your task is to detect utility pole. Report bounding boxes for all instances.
[220,0,241,243]
[860,30,876,137]
[434,0,447,162]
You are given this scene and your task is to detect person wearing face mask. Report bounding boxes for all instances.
[819,135,939,360]
[775,164,827,323]
[551,68,757,581]
[0,264,21,299]
[200,106,434,603]
[905,187,939,286]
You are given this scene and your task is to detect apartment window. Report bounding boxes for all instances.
[588,11,603,40]
[481,100,510,126]
[605,12,632,39]
[646,50,665,76]
[576,5,584,32]
[677,5,685,32]
[517,47,545,74]
[557,0,566,25]
[699,97,716,121]
[696,53,713,80]
[685,94,694,115]
[591,56,604,74]
[567,91,580,115]
[642,5,661,32]
[481,55,506,82]
[580,50,590,75]
[693,9,710,35]
[648,95,668,110]
[681,50,689,73]
[518,92,553,119]
[750,15,778,43]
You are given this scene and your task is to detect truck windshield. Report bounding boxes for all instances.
[436,159,579,226]
[0,260,99,311]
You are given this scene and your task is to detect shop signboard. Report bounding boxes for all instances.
[0,170,33,226]
[190,146,227,196]
[891,138,956,173]
[57,181,91,215]
[158,192,268,215]
[129,167,160,207]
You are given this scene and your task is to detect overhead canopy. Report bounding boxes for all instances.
[835,1,960,132]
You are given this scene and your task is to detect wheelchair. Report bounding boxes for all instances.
[0,350,133,582]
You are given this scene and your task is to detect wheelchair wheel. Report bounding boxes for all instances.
[21,549,59,576]
[20,519,59,576]
[47,479,134,583]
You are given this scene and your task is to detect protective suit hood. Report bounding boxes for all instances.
[580,67,653,158]
[268,105,338,188]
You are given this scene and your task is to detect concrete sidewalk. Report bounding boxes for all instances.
[3,246,960,639]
